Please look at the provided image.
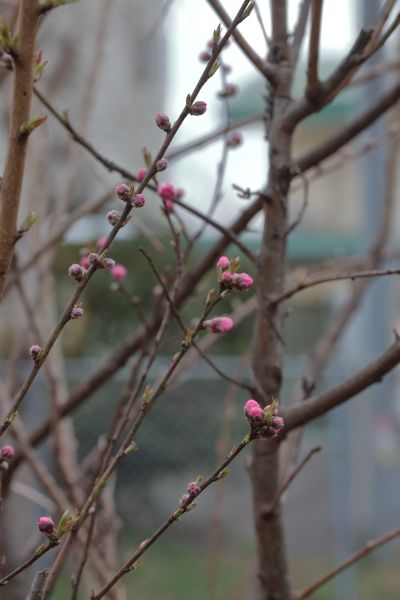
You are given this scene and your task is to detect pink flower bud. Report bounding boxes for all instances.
[80,255,91,269]
[111,264,127,282]
[156,158,168,172]
[107,210,120,226]
[179,493,190,507]
[232,272,253,291]
[88,253,100,265]
[217,256,230,270]
[189,101,207,116]
[103,258,115,270]
[71,306,84,319]
[271,416,285,434]
[157,182,175,200]
[203,316,234,334]
[227,131,242,149]
[199,51,211,62]
[97,236,110,250]
[37,516,55,536]
[136,167,147,181]
[68,263,84,281]
[187,482,201,495]
[1,445,14,459]
[115,183,131,201]
[244,399,260,417]
[220,271,233,287]
[156,112,171,132]
[244,400,264,426]
[218,83,238,98]
[30,344,43,362]
[132,194,145,208]
[223,64,232,74]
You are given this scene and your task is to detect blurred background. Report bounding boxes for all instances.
[0,0,400,598]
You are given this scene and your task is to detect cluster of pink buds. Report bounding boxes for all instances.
[203,316,233,334]
[244,399,284,438]
[37,516,56,539]
[155,112,171,133]
[217,256,253,291]
[157,182,185,213]
[29,344,43,363]
[180,480,201,507]
[115,184,146,209]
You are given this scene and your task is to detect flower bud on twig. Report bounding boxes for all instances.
[155,112,171,132]
[189,101,207,116]
[203,316,234,334]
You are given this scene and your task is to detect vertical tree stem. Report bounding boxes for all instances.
[0,0,40,301]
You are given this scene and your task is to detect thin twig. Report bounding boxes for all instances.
[306,0,323,96]
[0,1,253,440]
[0,541,59,587]
[297,525,400,599]
[91,432,254,599]
[270,266,400,305]
[265,446,322,516]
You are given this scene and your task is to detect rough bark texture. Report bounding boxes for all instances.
[249,4,294,596]
[0,0,39,301]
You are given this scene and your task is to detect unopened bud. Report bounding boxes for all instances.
[189,101,207,116]
[1,445,14,460]
[30,344,43,362]
[155,112,171,132]
[68,263,84,281]
[70,306,84,319]
[107,210,121,226]
[132,194,145,208]
[156,158,168,172]
[115,183,131,201]
[37,516,55,536]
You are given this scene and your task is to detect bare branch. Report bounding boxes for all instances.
[284,339,400,432]
[297,525,400,599]
[265,445,322,516]
[306,0,323,96]
[0,0,40,300]
[270,265,400,305]
[207,0,275,81]
[290,0,311,66]
[294,82,400,173]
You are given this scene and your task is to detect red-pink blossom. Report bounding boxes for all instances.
[1,445,14,459]
[217,256,230,270]
[37,516,55,536]
[232,272,253,290]
[111,264,127,282]
[203,316,234,334]
[157,182,175,200]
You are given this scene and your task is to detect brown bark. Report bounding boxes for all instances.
[0,0,40,301]
[248,3,293,596]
